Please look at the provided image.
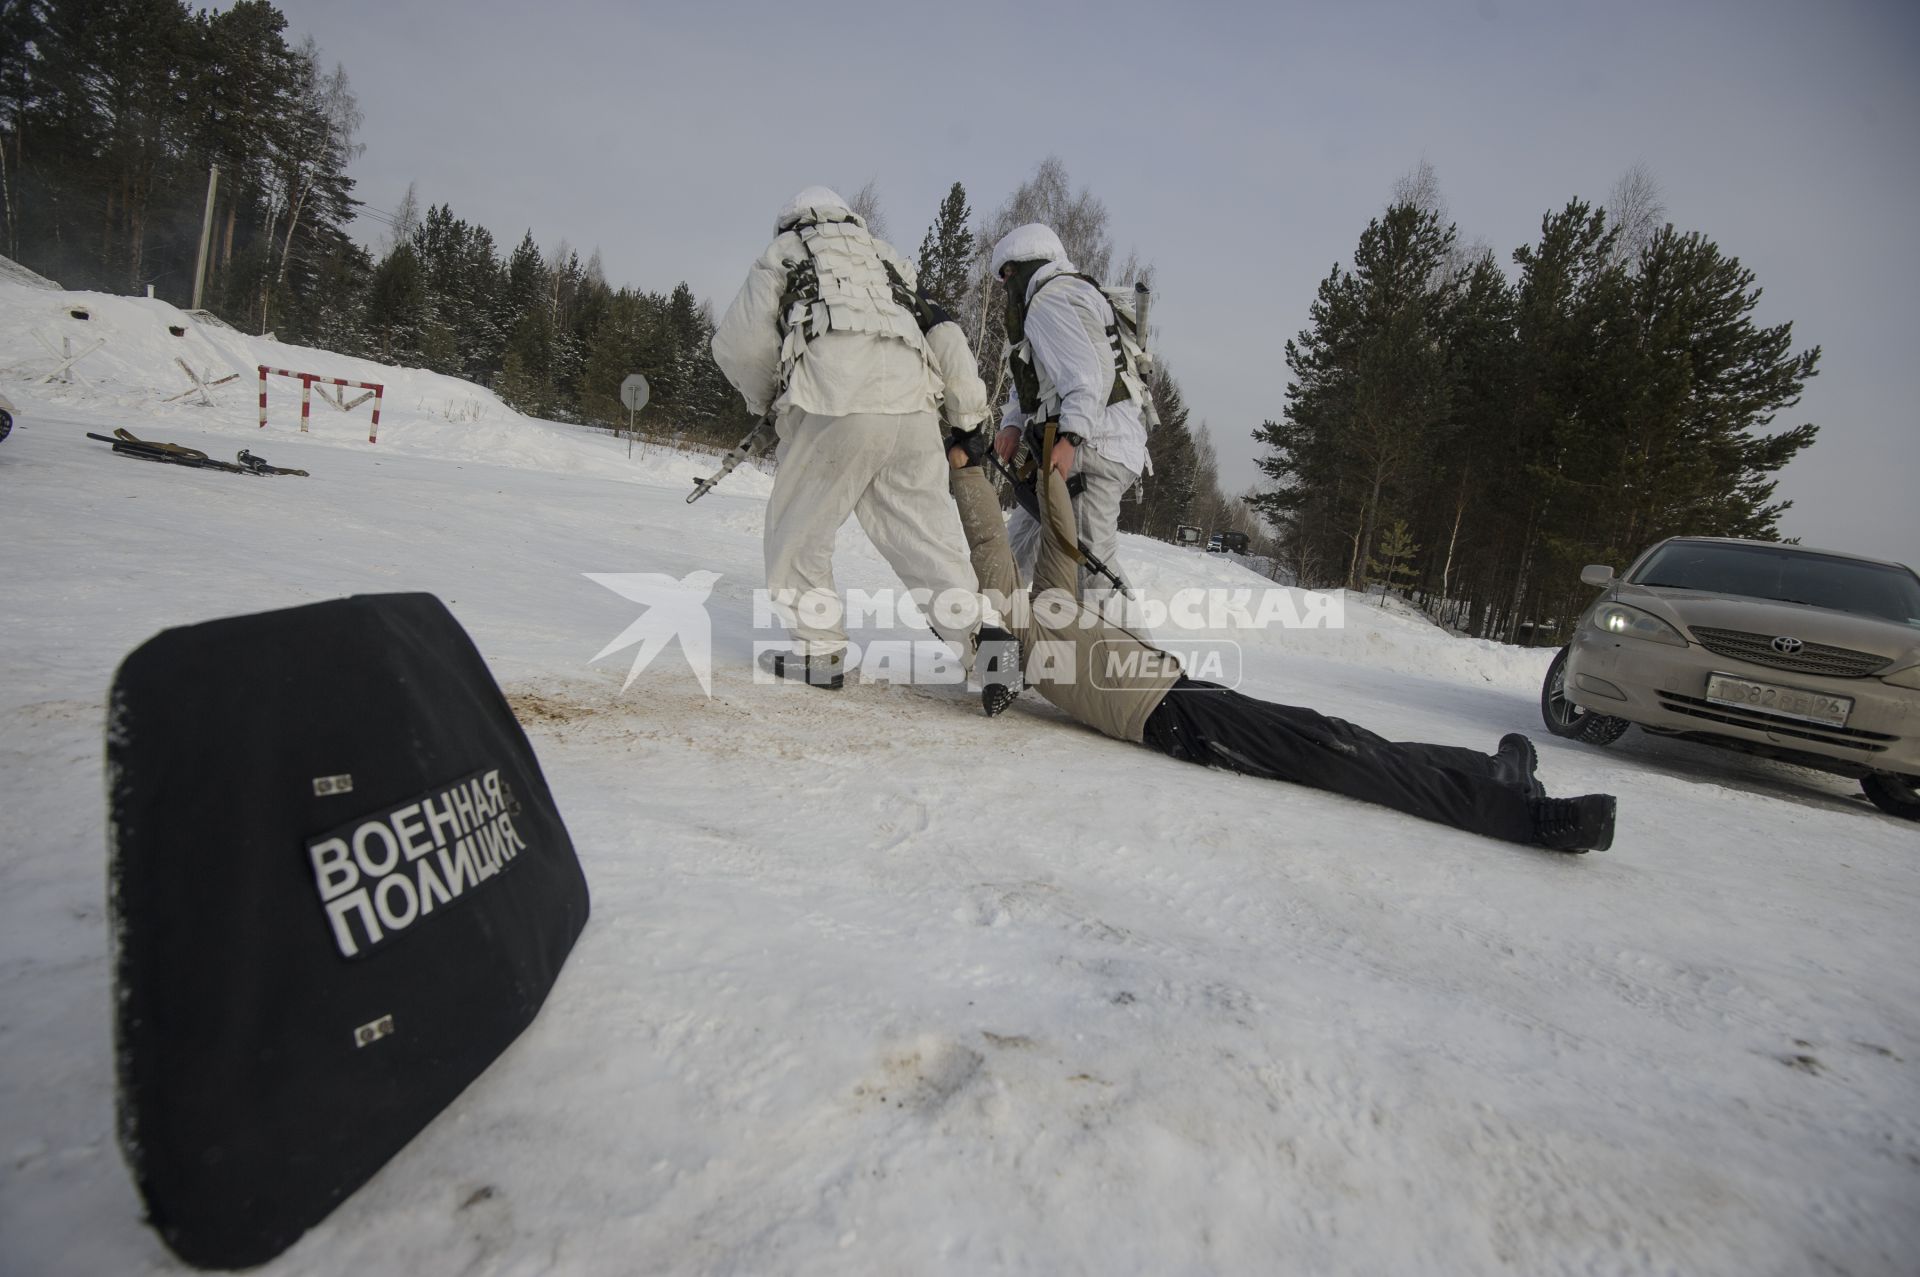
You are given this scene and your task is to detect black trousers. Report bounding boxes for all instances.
[1141,678,1536,845]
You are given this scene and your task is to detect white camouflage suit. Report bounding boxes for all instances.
[711,187,997,662]
[990,224,1149,597]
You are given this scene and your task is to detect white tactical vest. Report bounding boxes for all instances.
[778,221,929,383]
[1012,272,1146,423]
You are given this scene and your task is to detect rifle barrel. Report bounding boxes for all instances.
[687,414,776,504]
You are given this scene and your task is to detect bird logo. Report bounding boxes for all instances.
[585,570,722,696]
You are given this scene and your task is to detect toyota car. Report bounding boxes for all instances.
[1541,536,1920,821]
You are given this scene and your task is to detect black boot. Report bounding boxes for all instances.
[758,647,845,690]
[1495,733,1545,799]
[976,625,1021,717]
[1530,795,1616,853]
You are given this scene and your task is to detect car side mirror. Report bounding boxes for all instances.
[1580,564,1616,587]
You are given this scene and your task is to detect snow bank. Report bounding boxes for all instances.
[0,252,61,290]
[0,275,771,497]
[1113,536,1556,691]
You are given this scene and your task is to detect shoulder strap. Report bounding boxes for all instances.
[880,259,936,332]
[1026,272,1132,407]
[777,228,821,340]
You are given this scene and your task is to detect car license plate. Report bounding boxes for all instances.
[1704,673,1852,727]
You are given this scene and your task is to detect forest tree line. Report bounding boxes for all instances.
[0,1,1258,543]
[0,0,739,437]
[1252,164,1821,642]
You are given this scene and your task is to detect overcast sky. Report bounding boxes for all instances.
[268,0,1920,567]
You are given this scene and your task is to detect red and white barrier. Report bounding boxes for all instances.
[258,366,384,442]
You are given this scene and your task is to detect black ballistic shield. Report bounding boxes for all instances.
[106,593,589,1269]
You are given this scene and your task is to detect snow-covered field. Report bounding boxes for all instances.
[1,281,1916,1276]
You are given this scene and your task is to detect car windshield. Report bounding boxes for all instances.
[1631,542,1920,626]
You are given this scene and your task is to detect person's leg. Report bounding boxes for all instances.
[763,410,887,657]
[950,465,1022,610]
[851,412,998,655]
[1072,441,1136,595]
[1141,679,1538,844]
[1006,505,1043,585]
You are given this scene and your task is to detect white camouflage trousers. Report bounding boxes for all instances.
[1007,437,1138,596]
[765,409,996,659]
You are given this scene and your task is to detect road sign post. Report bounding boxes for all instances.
[619,374,650,458]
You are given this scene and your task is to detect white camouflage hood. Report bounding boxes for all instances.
[775,186,864,235]
[989,223,1071,277]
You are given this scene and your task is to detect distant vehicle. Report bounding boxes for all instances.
[1541,536,1920,820]
[1206,531,1249,554]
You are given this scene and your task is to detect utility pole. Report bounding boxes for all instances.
[191,165,220,311]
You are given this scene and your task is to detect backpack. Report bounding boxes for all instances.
[1013,273,1160,430]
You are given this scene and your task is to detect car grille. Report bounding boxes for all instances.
[1688,626,1891,678]
[1656,691,1897,753]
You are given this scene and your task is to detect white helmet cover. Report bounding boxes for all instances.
[989,223,1068,276]
[776,186,860,234]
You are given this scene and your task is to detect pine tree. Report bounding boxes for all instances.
[365,241,424,362]
[1366,519,1421,599]
[1427,251,1520,627]
[190,1,300,304]
[501,230,550,326]
[497,306,555,417]
[258,41,362,333]
[1505,199,1635,639]
[1121,365,1197,539]
[1620,225,1818,544]
[916,181,974,313]
[1252,201,1458,589]
[411,205,503,379]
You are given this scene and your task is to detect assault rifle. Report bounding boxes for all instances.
[687,410,777,503]
[983,423,1129,594]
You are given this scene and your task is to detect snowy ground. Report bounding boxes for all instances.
[1,285,1917,1276]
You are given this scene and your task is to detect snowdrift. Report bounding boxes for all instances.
[1114,539,1554,692]
[0,270,772,497]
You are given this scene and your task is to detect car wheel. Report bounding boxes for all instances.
[1540,646,1631,746]
[1861,773,1920,822]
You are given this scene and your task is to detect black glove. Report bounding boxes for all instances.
[944,425,989,467]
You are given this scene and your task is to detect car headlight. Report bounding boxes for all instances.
[1590,601,1687,647]
[1884,664,1920,691]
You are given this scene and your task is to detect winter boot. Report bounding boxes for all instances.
[1494,733,1545,799]
[976,625,1022,717]
[758,647,845,690]
[1529,794,1616,853]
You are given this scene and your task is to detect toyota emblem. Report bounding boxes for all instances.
[1771,635,1804,655]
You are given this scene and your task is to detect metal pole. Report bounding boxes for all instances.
[627,402,634,459]
[191,166,219,311]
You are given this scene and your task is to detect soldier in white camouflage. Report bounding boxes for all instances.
[712,187,1008,691]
